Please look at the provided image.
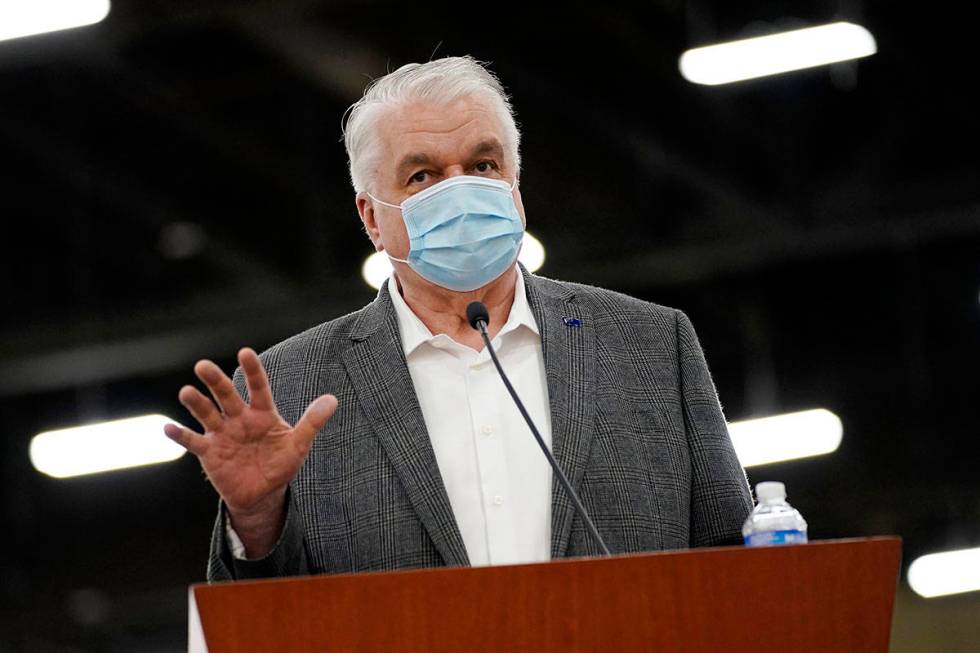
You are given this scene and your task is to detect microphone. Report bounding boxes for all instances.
[466,301,611,556]
[465,301,490,331]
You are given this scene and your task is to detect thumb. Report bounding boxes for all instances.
[293,394,338,452]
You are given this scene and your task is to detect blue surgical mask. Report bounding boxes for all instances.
[368,176,523,292]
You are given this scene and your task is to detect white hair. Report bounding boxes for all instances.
[342,56,521,194]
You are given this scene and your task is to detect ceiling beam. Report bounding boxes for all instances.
[570,203,980,288]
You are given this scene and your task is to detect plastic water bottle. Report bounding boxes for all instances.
[742,481,808,546]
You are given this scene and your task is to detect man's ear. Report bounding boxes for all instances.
[356,192,384,251]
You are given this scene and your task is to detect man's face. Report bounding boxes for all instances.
[356,93,526,266]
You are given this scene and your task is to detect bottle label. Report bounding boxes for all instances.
[744,529,808,547]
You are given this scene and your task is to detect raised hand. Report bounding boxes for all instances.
[164,347,337,557]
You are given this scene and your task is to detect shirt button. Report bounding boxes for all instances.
[481,424,493,436]
[493,495,504,506]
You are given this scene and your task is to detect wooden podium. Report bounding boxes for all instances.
[188,537,901,652]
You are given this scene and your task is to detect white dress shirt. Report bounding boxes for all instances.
[387,268,553,566]
[229,267,554,566]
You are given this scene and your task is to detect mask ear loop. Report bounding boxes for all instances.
[363,193,408,263]
[366,192,402,210]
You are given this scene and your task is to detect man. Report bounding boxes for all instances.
[164,56,752,581]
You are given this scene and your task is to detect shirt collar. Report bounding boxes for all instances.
[388,266,540,358]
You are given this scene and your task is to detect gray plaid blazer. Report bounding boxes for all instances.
[207,267,752,581]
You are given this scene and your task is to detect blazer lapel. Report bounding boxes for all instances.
[341,285,470,567]
[523,267,598,558]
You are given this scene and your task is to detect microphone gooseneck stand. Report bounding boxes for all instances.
[466,301,612,557]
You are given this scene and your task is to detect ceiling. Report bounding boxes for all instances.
[1,1,978,650]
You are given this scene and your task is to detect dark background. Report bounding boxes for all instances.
[1,1,978,650]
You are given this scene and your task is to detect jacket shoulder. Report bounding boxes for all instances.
[230,303,375,411]
[256,304,368,369]
[532,273,682,323]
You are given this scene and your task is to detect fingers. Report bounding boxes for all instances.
[178,385,223,433]
[163,422,210,457]
[238,348,275,412]
[292,394,338,454]
[194,359,246,417]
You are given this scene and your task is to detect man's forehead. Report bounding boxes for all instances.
[388,94,497,126]
[379,95,506,156]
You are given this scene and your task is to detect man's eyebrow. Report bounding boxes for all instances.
[470,139,505,159]
[394,140,506,180]
[395,152,435,179]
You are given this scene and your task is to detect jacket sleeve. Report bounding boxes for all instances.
[676,310,753,547]
[204,366,312,582]
[206,487,310,581]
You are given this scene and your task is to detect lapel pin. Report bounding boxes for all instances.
[562,317,582,327]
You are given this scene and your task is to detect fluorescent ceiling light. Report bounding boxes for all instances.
[679,21,877,86]
[519,230,546,272]
[908,547,980,598]
[0,0,110,43]
[362,249,393,291]
[728,408,843,467]
[30,414,186,479]
[361,231,547,290]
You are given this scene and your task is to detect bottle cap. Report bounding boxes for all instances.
[756,481,787,503]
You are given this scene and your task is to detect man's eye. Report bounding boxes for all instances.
[410,171,428,184]
[474,161,496,173]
